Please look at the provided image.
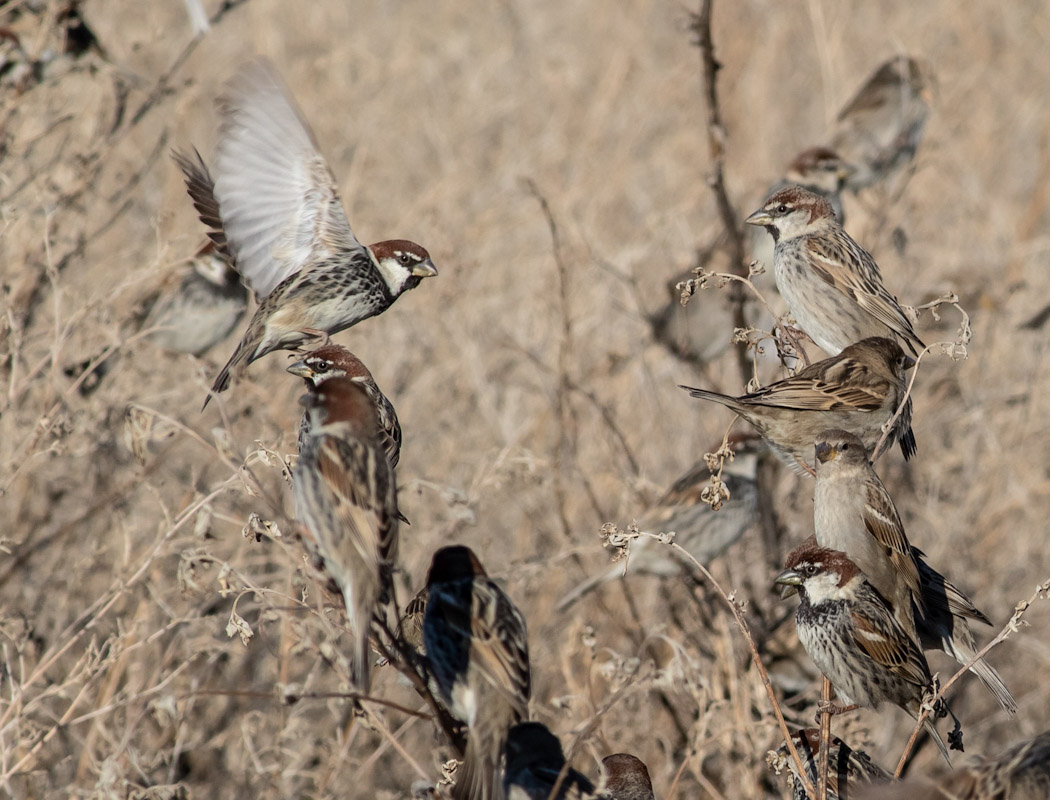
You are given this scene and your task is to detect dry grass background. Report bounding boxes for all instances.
[2,0,1050,797]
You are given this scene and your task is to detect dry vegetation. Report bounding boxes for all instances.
[3,1,1050,798]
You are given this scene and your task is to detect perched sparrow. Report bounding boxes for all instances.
[749,147,856,273]
[175,58,437,408]
[423,545,531,800]
[556,438,760,611]
[745,186,924,358]
[144,241,248,356]
[293,376,400,691]
[775,543,956,764]
[601,753,655,800]
[772,729,890,800]
[286,343,401,469]
[826,56,933,192]
[681,337,916,472]
[503,722,596,800]
[861,729,1050,800]
[814,430,1016,713]
[650,148,853,367]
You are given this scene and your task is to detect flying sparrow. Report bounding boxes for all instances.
[651,148,853,368]
[681,337,916,472]
[174,58,437,409]
[286,343,401,469]
[601,753,655,800]
[826,55,933,192]
[423,545,531,800]
[814,430,1016,713]
[556,436,760,610]
[292,376,400,691]
[144,240,248,356]
[775,543,957,764]
[745,186,924,358]
[772,729,890,800]
[503,722,596,800]
[860,729,1050,800]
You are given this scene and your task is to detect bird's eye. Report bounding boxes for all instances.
[841,443,849,451]
[397,253,412,265]
[318,361,331,371]
[776,204,789,214]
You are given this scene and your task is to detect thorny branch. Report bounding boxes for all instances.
[894,577,1050,776]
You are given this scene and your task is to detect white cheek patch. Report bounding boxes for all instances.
[376,257,411,294]
[803,572,846,604]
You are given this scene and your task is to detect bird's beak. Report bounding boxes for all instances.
[411,259,438,279]
[814,442,835,464]
[745,208,773,227]
[903,354,917,370]
[774,568,802,599]
[286,358,313,379]
[837,161,858,181]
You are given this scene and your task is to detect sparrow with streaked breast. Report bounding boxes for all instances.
[681,337,916,472]
[775,543,958,764]
[503,722,596,800]
[423,545,531,800]
[601,753,655,800]
[813,430,1016,713]
[826,55,933,192]
[292,376,400,691]
[745,186,923,358]
[286,344,401,469]
[174,58,437,409]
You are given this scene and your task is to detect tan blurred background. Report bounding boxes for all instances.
[2,0,1050,797]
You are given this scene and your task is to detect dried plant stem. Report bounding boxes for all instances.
[817,677,832,800]
[653,536,816,799]
[894,577,1050,775]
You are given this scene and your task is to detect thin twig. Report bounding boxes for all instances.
[893,576,1050,775]
[817,677,832,800]
[691,0,751,383]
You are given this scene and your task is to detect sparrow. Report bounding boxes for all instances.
[174,58,437,409]
[773,729,890,800]
[775,543,957,764]
[556,436,760,610]
[503,722,596,800]
[681,336,916,472]
[423,545,531,800]
[745,186,924,358]
[814,430,1016,713]
[286,344,401,469]
[826,56,933,192]
[144,240,248,356]
[860,729,1050,800]
[650,147,853,367]
[292,376,400,691]
[601,753,655,800]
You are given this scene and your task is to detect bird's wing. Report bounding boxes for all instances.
[470,580,532,717]
[863,477,923,608]
[212,58,364,299]
[851,598,931,689]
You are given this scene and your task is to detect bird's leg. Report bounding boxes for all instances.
[297,327,331,348]
[814,699,858,723]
